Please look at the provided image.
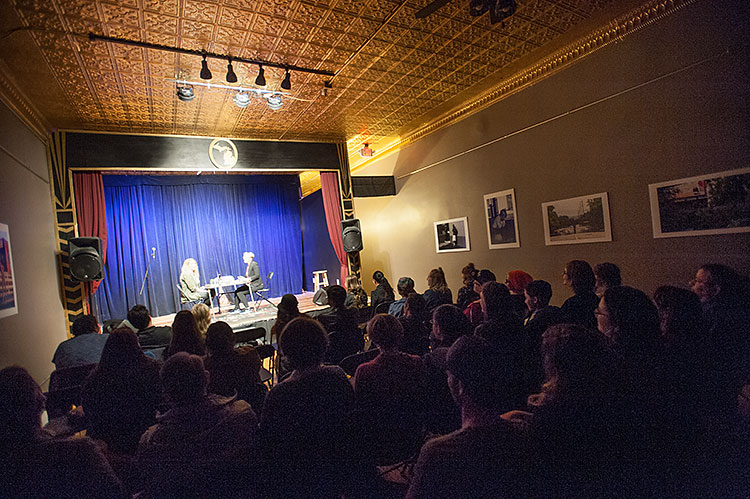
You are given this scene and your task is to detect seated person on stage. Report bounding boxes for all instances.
[0,366,125,499]
[406,336,528,499]
[317,285,363,363]
[388,276,418,318]
[125,304,172,351]
[52,314,109,370]
[233,251,263,312]
[179,258,210,306]
[136,353,257,498]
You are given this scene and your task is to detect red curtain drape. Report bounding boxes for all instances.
[72,173,107,301]
[320,171,348,284]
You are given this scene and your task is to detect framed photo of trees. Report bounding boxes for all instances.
[542,192,612,245]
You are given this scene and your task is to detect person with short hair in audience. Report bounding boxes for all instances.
[399,292,431,356]
[0,366,126,498]
[353,314,426,464]
[463,269,496,328]
[423,267,452,314]
[126,304,172,352]
[560,259,599,329]
[52,314,109,370]
[455,262,479,311]
[594,262,622,297]
[204,321,266,411]
[81,328,162,456]
[137,352,257,498]
[388,276,417,318]
[505,270,534,322]
[407,336,528,499]
[191,302,212,340]
[344,274,368,309]
[258,317,366,498]
[164,309,206,359]
[371,270,396,312]
[317,284,363,363]
[523,280,562,390]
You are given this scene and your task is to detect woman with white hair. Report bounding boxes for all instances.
[180,258,210,305]
[233,251,263,312]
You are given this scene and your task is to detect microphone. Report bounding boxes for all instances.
[151,247,156,258]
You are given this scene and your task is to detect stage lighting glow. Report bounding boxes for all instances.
[266,93,282,110]
[176,84,195,102]
[233,91,251,108]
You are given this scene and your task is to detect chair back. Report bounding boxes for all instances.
[357,306,374,325]
[49,363,98,392]
[374,301,393,314]
[339,348,380,376]
[47,363,98,419]
[234,326,266,346]
[255,343,275,361]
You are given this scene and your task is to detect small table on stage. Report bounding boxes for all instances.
[204,277,250,313]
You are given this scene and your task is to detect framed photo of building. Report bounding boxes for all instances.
[542,192,612,245]
[484,188,520,249]
[649,167,750,238]
[0,222,18,319]
[434,217,470,253]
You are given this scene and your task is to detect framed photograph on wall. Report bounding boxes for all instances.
[434,217,470,253]
[484,188,520,249]
[542,192,612,245]
[648,167,750,238]
[0,222,18,319]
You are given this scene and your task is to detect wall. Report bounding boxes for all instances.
[0,100,66,385]
[301,189,342,289]
[353,0,749,304]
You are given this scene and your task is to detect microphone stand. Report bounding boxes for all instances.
[139,248,156,296]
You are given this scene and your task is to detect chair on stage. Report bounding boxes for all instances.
[248,272,273,312]
[176,284,201,310]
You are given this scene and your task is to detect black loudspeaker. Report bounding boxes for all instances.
[69,237,104,281]
[341,219,363,253]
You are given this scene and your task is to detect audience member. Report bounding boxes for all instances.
[136,353,257,498]
[594,262,622,297]
[353,314,426,464]
[388,276,416,318]
[423,267,452,313]
[52,314,108,369]
[399,292,431,356]
[270,293,307,344]
[344,274,368,309]
[505,270,534,321]
[523,280,562,390]
[126,305,172,352]
[407,336,527,499]
[317,284,363,364]
[258,317,367,498]
[464,269,496,328]
[0,366,125,498]
[455,262,479,311]
[81,328,162,454]
[204,321,266,411]
[164,310,206,359]
[560,260,599,329]
[191,302,212,339]
[370,270,395,312]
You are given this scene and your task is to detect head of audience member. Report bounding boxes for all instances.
[432,304,472,348]
[345,275,363,293]
[71,314,100,337]
[367,314,404,352]
[161,352,208,407]
[243,251,255,264]
[594,263,622,296]
[598,286,661,348]
[653,285,703,345]
[98,328,148,370]
[403,292,427,320]
[505,271,533,295]
[326,285,347,309]
[446,336,521,415]
[524,280,553,313]
[0,366,46,443]
[277,294,300,322]
[372,270,391,289]
[127,305,152,331]
[461,263,479,287]
[480,281,512,321]
[563,260,596,295]
[690,263,742,304]
[191,303,212,338]
[169,310,206,357]
[427,267,448,292]
[205,321,235,357]
[279,317,329,371]
[396,277,416,298]
[473,269,496,294]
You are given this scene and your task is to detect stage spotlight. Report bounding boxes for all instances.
[200,55,212,80]
[281,69,291,90]
[255,65,266,87]
[266,93,282,110]
[233,90,251,108]
[176,84,195,102]
[226,60,237,83]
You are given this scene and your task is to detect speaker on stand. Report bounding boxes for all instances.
[68,237,104,281]
[341,219,363,253]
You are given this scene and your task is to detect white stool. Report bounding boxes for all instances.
[312,270,329,292]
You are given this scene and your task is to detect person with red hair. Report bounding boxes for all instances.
[506,270,534,322]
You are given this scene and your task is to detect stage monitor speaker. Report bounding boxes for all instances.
[69,237,104,281]
[341,219,363,253]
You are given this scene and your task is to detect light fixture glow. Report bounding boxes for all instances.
[233,90,251,108]
[200,55,212,80]
[226,60,237,83]
[266,93,282,110]
[281,69,291,90]
[176,84,195,102]
[255,65,266,87]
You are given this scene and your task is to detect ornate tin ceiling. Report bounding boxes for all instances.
[1,0,642,153]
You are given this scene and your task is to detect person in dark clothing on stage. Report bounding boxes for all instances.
[560,260,599,329]
[52,314,109,370]
[233,251,263,312]
[370,270,395,313]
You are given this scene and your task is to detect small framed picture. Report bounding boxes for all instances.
[0,222,18,319]
[648,167,750,238]
[484,188,520,249]
[542,192,612,245]
[434,217,470,253]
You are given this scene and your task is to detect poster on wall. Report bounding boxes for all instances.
[434,217,470,253]
[0,223,18,319]
[542,192,612,246]
[484,188,520,249]
[648,167,750,238]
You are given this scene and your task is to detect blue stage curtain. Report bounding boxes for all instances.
[95,174,303,321]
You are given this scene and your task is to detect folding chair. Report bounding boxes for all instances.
[249,272,274,312]
[256,343,276,386]
[233,326,266,347]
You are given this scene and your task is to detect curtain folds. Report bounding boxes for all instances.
[320,171,348,284]
[72,172,107,299]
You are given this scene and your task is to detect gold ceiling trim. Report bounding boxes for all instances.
[350,0,694,173]
[58,128,342,145]
[0,60,50,142]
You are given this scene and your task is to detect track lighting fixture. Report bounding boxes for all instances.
[233,90,251,108]
[266,93,282,110]
[200,55,212,80]
[255,65,266,87]
[176,84,195,102]
[173,80,300,111]
[281,69,291,90]
[226,60,237,83]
